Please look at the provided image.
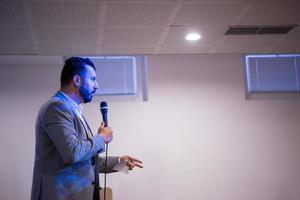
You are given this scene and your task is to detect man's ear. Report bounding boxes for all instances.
[73,74,81,88]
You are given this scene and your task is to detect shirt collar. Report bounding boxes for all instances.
[58,91,84,114]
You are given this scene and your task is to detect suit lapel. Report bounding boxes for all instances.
[81,115,94,139]
[77,115,93,140]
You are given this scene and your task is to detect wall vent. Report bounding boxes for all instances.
[225,25,297,35]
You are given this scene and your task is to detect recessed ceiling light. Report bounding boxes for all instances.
[185,33,201,41]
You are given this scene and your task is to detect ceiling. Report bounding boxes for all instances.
[0,0,300,55]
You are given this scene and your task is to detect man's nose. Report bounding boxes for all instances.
[95,81,99,89]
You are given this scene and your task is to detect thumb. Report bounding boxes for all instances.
[100,121,105,128]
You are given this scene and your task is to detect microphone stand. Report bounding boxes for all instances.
[100,101,109,200]
[103,143,108,200]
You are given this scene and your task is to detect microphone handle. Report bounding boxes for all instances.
[103,115,108,127]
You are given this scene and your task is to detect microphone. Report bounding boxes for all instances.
[100,101,109,200]
[100,101,108,127]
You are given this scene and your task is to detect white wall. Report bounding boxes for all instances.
[1,55,300,200]
[0,57,62,200]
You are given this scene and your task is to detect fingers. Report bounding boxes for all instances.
[122,155,142,163]
[133,162,144,168]
[123,156,144,169]
[126,161,135,170]
[129,157,143,167]
[126,161,144,169]
[98,121,113,143]
[129,157,143,164]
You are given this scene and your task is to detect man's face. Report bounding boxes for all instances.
[79,64,99,103]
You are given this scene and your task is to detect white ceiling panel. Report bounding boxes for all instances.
[173,3,248,26]
[36,27,99,47]
[239,2,300,25]
[163,27,225,45]
[220,34,285,45]
[120,0,178,1]
[180,0,251,2]
[0,55,63,65]
[0,0,27,25]
[30,1,103,26]
[0,27,35,54]
[181,0,290,2]
[158,45,213,54]
[38,45,97,56]
[105,2,175,26]
[0,0,298,55]
[257,0,298,1]
[103,27,164,45]
[272,27,300,53]
[101,45,155,55]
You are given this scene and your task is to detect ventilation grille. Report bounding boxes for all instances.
[225,25,297,35]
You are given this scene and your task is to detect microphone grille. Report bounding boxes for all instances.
[100,101,108,109]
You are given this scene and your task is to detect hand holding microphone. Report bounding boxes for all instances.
[98,101,113,143]
[98,122,113,143]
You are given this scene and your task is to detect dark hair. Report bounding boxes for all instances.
[60,57,96,88]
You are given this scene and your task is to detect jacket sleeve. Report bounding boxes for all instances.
[42,101,106,164]
[99,156,120,173]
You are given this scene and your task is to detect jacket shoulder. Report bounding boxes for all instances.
[38,97,75,123]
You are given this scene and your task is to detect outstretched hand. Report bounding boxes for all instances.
[120,155,143,170]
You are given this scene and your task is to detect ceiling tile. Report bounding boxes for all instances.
[181,0,254,2]
[36,27,100,47]
[173,3,248,26]
[180,0,293,2]
[163,26,225,45]
[112,0,178,1]
[0,0,299,55]
[0,27,35,54]
[239,2,300,25]
[37,45,97,56]
[220,34,285,45]
[245,0,299,2]
[105,2,175,26]
[30,1,103,26]
[158,44,213,54]
[0,0,27,25]
[272,27,300,53]
[101,45,155,55]
[103,27,163,45]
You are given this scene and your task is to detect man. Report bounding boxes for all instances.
[31,57,143,200]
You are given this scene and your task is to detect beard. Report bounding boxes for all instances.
[79,86,94,103]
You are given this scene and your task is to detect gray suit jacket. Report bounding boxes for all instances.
[31,91,119,200]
